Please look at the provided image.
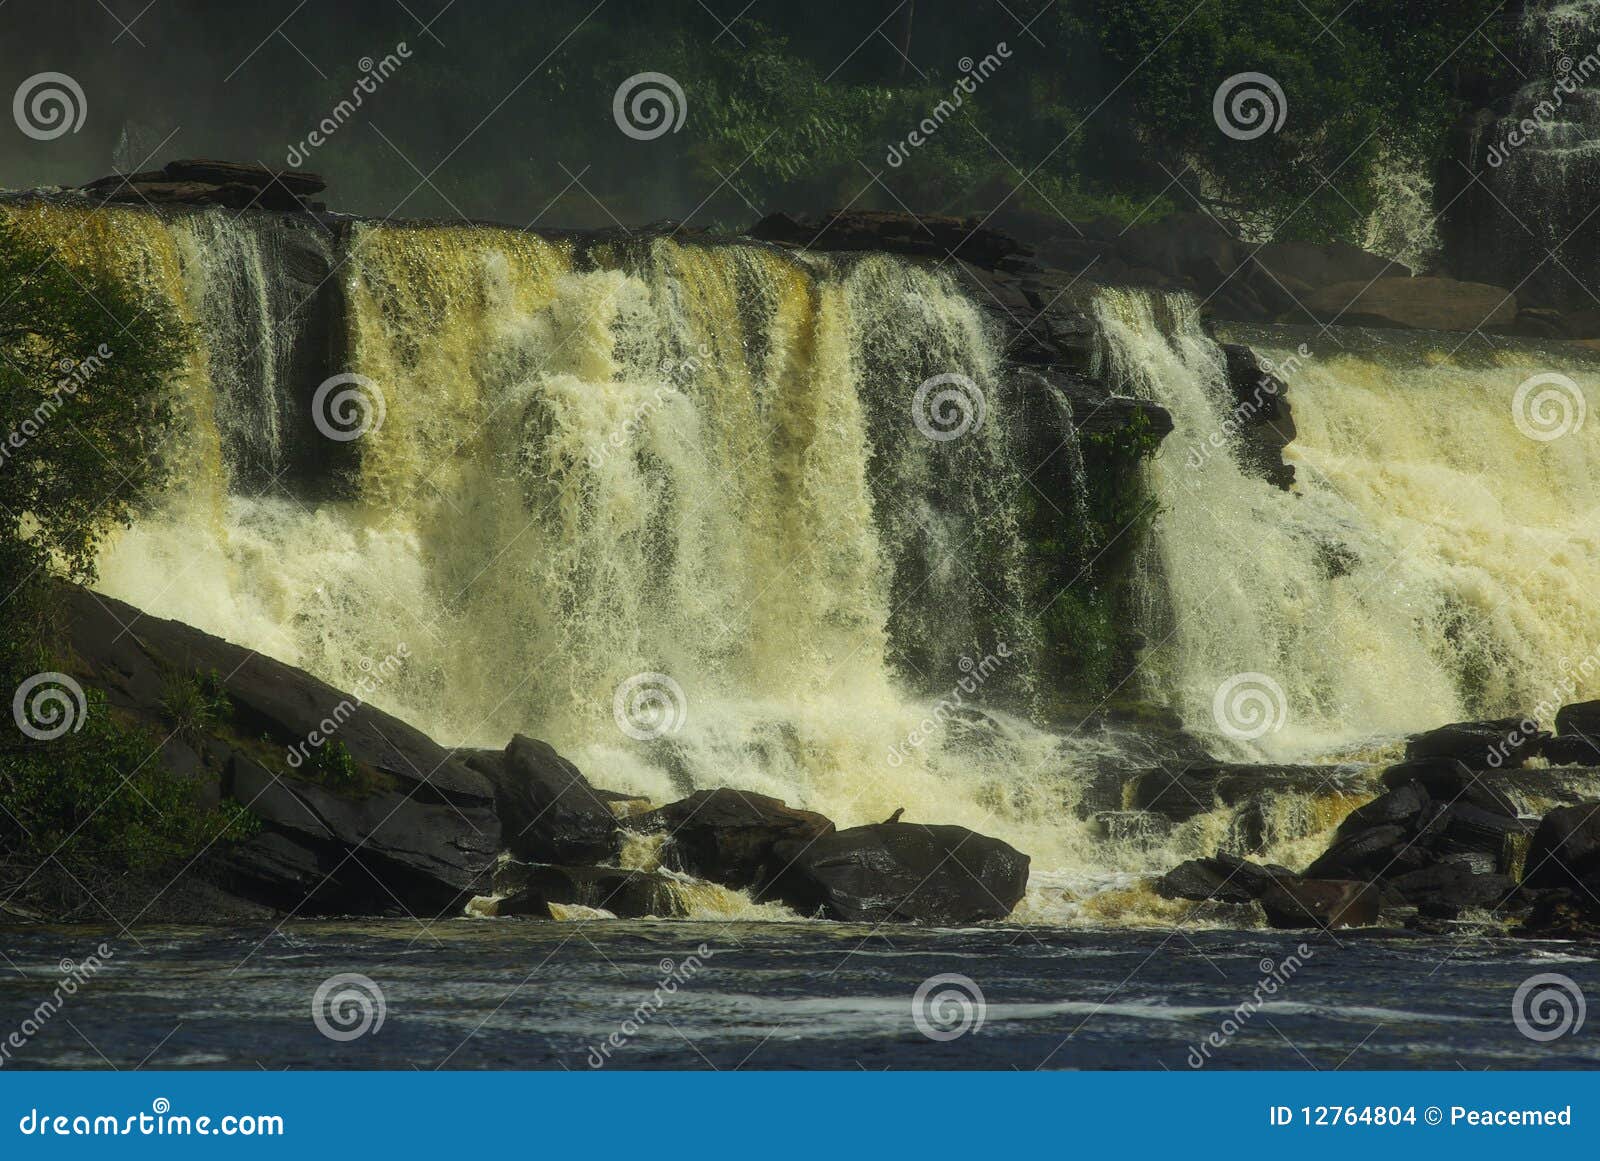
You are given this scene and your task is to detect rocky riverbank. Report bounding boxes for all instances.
[6,583,1599,942]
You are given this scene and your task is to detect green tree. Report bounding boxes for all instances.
[0,214,188,672]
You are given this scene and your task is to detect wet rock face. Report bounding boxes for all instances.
[1403,718,1549,769]
[462,735,621,866]
[639,789,834,893]
[1523,803,1600,893]
[766,822,1029,925]
[1257,879,1379,930]
[490,861,686,919]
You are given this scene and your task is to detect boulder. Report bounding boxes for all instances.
[1155,852,1296,904]
[639,789,833,892]
[770,823,1029,924]
[489,861,686,919]
[1388,863,1515,919]
[1555,700,1600,740]
[1404,717,1546,768]
[1257,879,1379,929]
[1523,803,1600,891]
[1379,757,1517,816]
[1545,735,1600,765]
[463,735,620,865]
[1304,822,1419,880]
[1303,277,1516,331]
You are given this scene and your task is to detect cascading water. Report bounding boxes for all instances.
[1093,287,1600,761]
[62,209,1103,884]
[1449,0,1600,304]
[13,198,1600,923]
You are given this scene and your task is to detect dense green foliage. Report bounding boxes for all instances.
[1,690,255,876]
[10,1,1502,243]
[0,222,251,892]
[0,216,187,666]
[252,0,1501,241]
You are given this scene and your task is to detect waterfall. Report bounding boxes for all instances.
[14,198,1600,919]
[44,208,1091,875]
[1093,287,1600,761]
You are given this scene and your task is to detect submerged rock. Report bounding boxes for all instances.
[1387,863,1515,919]
[639,788,834,893]
[770,823,1029,924]
[1156,852,1296,905]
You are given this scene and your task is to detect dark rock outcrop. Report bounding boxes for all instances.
[769,823,1028,924]
[462,735,620,865]
[639,789,834,893]
[1257,879,1379,930]
[1522,803,1600,892]
[490,861,685,919]
[1404,717,1547,769]
[1219,343,1296,490]
[1548,702,1600,765]
[79,159,327,213]
[64,585,502,914]
[1306,766,1526,883]
[1556,700,1600,739]
[1156,852,1296,905]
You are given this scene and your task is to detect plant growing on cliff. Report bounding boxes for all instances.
[0,214,189,673]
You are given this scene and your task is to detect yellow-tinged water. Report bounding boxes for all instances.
[21,201,1596,924]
